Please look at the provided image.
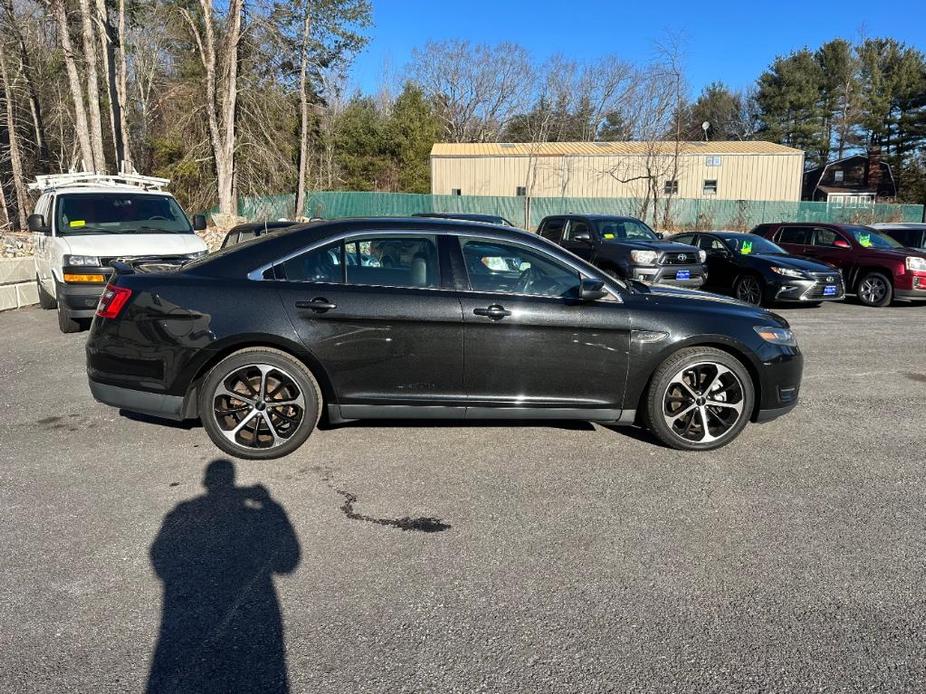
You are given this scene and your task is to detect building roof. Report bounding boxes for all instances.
[430,141,804,157]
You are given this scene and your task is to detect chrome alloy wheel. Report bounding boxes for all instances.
[212,363,306,450]
[662,362,746,444]
[858,275,888,305]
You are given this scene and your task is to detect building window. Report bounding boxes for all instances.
[834,170,844,183]
[663,180,678,195]
[705,155,721,167]
[515,186,527,197]
[451,188,462,196]
[703,179,718,195]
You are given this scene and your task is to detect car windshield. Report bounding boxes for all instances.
[56,193,193,235]
[596,218,658,241]
[723,234,786,255]
[843,226,902,249]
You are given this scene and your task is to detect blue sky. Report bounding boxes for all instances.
[348,0,926,98]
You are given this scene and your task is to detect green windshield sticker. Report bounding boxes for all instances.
[741,240,753,255]
[69,220,86,228]
[603,233,616,239]
[859,233,872,247]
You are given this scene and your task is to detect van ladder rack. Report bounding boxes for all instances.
[28,172,171,193]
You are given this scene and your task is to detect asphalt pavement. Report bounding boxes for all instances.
[1,300,925,692]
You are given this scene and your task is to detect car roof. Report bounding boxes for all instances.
[188,217,569,279]
[693,230,760,239]
[543,214,643,222]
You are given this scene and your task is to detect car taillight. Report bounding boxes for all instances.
[96,284,132,319]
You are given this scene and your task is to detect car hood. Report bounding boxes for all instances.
[638,282,787,325]
[747,253,836,272]
[60,233,208,258]
[603,239,699,253]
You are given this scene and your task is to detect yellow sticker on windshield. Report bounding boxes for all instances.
[741,240,753,255]
[603,233,616,239]
[859,233,872,247]
[69,220,86,228]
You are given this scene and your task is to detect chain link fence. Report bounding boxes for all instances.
[215,192,924,231]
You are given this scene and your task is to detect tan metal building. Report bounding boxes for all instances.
[430,141,805,201]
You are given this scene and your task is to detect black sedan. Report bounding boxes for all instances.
[221,220,298,249]
[669,231,845,306]
[86,218,803,459]
[412,212,517,227]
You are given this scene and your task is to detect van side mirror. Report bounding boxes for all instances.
[27,214,49,233]
[579,278,607,301]
[192,214,207,231]
[833,238,850,248]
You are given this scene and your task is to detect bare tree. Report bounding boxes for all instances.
[0,41,29,228]
[295,2,312,217]
[76,0,106,170]
[412,40,533,143]
[180,0,244,216]
[49,0,95,171]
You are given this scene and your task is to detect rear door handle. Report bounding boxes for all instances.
[473,304,511,320]
[295,297,337,312]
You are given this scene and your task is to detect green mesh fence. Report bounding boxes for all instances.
[219,191,924,231]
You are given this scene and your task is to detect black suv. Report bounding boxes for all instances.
[538,215,706,288]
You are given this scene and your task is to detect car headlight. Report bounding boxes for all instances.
[770,266,807,279]
[698,250,706,263]
[630,250,658,265]
[754,325,797,346]
[63,254,101,266]
[906,256,926,272]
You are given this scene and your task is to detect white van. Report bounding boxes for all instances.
[28,173,209,332]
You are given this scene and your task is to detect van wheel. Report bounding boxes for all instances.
[198,347,322,460]
[856,271,892,307]
[643,346,754,451]
[55,283,82,333]
[37,275,57,310]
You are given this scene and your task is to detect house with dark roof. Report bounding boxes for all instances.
[802,147,897,206]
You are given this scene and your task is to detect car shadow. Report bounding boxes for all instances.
[146,460,300,694]
[318,418,596,432]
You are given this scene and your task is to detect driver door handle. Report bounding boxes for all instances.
[473,304,511,320]
[295,297,337,312]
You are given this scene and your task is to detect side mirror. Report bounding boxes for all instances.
[192,214,207,231]
[572,232,592,243]
[27,214,49,233]
[833,239,850,248]
[655,232,665,239]
[579,278,608,301]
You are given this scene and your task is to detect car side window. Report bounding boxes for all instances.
[564,220,591,241]
[539,218,565,242]
[278,241,343,283]
[344,236,440,289]
[696,236,725,252]
[459,238,581,298]
[813,228,841,247]
[672,234,695,245]
[777,226,812,245]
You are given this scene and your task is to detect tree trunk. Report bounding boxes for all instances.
[95,0,124,166]
[77,0,106,171]
[0,43,29,230]
[218,0,243,215]
[51,0,95,172]
[2,0,49,169]
[295,2,312,218]
[116,0,132,167]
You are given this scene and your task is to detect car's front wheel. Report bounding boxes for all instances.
[644,347,754,451]
[199,347,321,460]
[734,273,764,306]
[856,271,893,307]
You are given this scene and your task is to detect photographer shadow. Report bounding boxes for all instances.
[147,460,300,694]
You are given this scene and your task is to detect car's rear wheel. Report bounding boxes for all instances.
[644,347,754,451]
[734,274,764,306]
[199,348,321,460]
[856,271,892,307]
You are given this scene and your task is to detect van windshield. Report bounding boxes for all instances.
[55,193,193,235]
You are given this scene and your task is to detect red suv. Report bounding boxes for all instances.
[752,223,926,307]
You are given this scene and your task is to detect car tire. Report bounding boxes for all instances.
[733,273,765,306]
[198,347,322,460]
[856,271,893,307]
[37,275,57,310]
[55,282,82,333]
[643,346,755,451]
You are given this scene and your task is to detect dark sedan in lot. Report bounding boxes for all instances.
[86,218,803,459]
[668,231,844,306]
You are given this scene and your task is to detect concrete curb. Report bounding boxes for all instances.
[0,257,39,312]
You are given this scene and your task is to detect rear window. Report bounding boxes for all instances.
[777,226,812,245]
[539,219,565,241]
